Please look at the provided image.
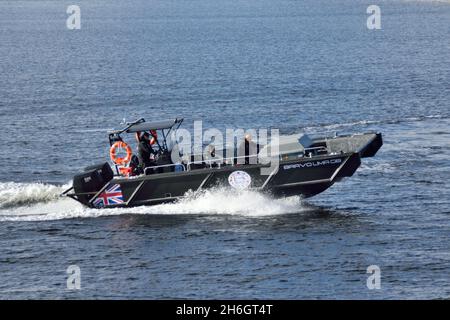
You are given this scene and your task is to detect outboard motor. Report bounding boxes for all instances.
[72,163,114,206]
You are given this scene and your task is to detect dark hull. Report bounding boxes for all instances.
[65,132,382,208]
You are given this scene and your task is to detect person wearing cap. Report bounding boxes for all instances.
[138,132,157,173]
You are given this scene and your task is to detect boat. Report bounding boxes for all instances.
[62,117,383,208]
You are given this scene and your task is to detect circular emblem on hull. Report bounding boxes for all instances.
[228,170,252,190]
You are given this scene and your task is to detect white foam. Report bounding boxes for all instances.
[0,181,69,209]
[0,183,304,222]
[359,162,396,174]
[133,188,304,216]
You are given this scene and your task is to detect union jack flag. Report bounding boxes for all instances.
[93,184,124,208]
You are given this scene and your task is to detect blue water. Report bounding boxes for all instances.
[0,0,449,299]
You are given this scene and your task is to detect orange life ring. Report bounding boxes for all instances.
[110,141,133,166]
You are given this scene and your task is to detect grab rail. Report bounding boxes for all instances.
[304,146,328,153]
[142,147,329,175]
[144,163,186,175]
[186,154,260,171]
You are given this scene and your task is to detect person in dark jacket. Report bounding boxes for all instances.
[138,132,157,173]
[239,134,260,165]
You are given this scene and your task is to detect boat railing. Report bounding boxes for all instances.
[141,154,262,175]
[144,163,186,175]
[142,147,328,175]
[303,146,328,156]
[186,154,260,171]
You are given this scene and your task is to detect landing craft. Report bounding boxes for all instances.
[62,117,383,208]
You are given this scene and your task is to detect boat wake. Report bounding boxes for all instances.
[0,182,304,222]
[302,114,448,133]
[0,182,66,209]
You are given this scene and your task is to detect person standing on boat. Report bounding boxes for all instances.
[138,132,157,174]
[239,133,260,165]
